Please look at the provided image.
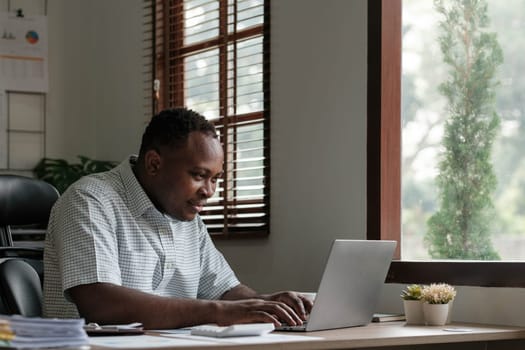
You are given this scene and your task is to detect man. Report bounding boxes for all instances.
[43,108,312,329]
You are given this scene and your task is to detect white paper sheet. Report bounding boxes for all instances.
[89,332,323,348]
[89,335,218,348]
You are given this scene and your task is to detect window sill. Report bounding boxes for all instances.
[386,260,525,287]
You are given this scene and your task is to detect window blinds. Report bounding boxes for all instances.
[147,0,270,236]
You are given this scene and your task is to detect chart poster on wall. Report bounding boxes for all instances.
[0,90,6,169]
[0,12,48,92]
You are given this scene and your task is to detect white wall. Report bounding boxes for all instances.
[46,0,145,161]
[216,0,368,294]
[16,0,525,327]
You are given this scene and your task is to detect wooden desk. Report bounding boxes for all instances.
[90,322,525,350]
[283,322,525,349]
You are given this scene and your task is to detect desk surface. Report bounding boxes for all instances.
[89,322,525,350]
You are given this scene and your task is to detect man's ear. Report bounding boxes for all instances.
[144,149,162,176]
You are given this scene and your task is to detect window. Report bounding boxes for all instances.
[403,0,525,261]
[147,0,270,237]
[367,0,525,287]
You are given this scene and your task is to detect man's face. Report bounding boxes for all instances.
[146,131,223,221]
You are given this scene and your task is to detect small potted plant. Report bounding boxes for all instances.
[420,283,456,326]
[400,284,424,325]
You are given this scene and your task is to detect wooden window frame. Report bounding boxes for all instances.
[150,0,270,238]
[367,0,525,287]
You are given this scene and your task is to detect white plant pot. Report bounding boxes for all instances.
[423,303,449,326]
[446,300,453,324]
[403,300,424,325]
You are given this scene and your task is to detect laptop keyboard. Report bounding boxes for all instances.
[275,322,308,331]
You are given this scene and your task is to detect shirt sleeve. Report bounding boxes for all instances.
[196,219,240,300]
[51,184,122,300]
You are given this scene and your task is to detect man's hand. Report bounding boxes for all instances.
[214,298,305,327]
[259,291,314,321]
[220,285,314,326]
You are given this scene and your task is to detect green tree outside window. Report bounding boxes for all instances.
[425,0,503,259]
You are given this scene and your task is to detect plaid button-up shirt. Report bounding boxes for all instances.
[43,156,239,318]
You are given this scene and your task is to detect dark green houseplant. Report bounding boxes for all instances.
[34,156,117,194]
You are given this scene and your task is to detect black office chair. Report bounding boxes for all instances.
[0,175,59,280]
[0,259,42,316]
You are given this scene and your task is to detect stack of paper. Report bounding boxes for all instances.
[0,319,14,346]
[0,315,89,349]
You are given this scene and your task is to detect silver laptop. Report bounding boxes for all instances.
[277,239,396,332]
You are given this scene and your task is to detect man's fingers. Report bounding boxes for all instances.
[278,294,307,320]
[265,300,303,325]
[270,292,312,321]
[218,298,307,327]
[298,294,314,313]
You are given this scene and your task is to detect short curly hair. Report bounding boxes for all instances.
[139,108,217,156]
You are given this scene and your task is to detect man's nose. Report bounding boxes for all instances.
[199,180,215,198]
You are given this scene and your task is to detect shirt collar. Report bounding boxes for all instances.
[118,155,156,218]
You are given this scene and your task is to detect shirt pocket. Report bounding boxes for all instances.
[119,249,163,292]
